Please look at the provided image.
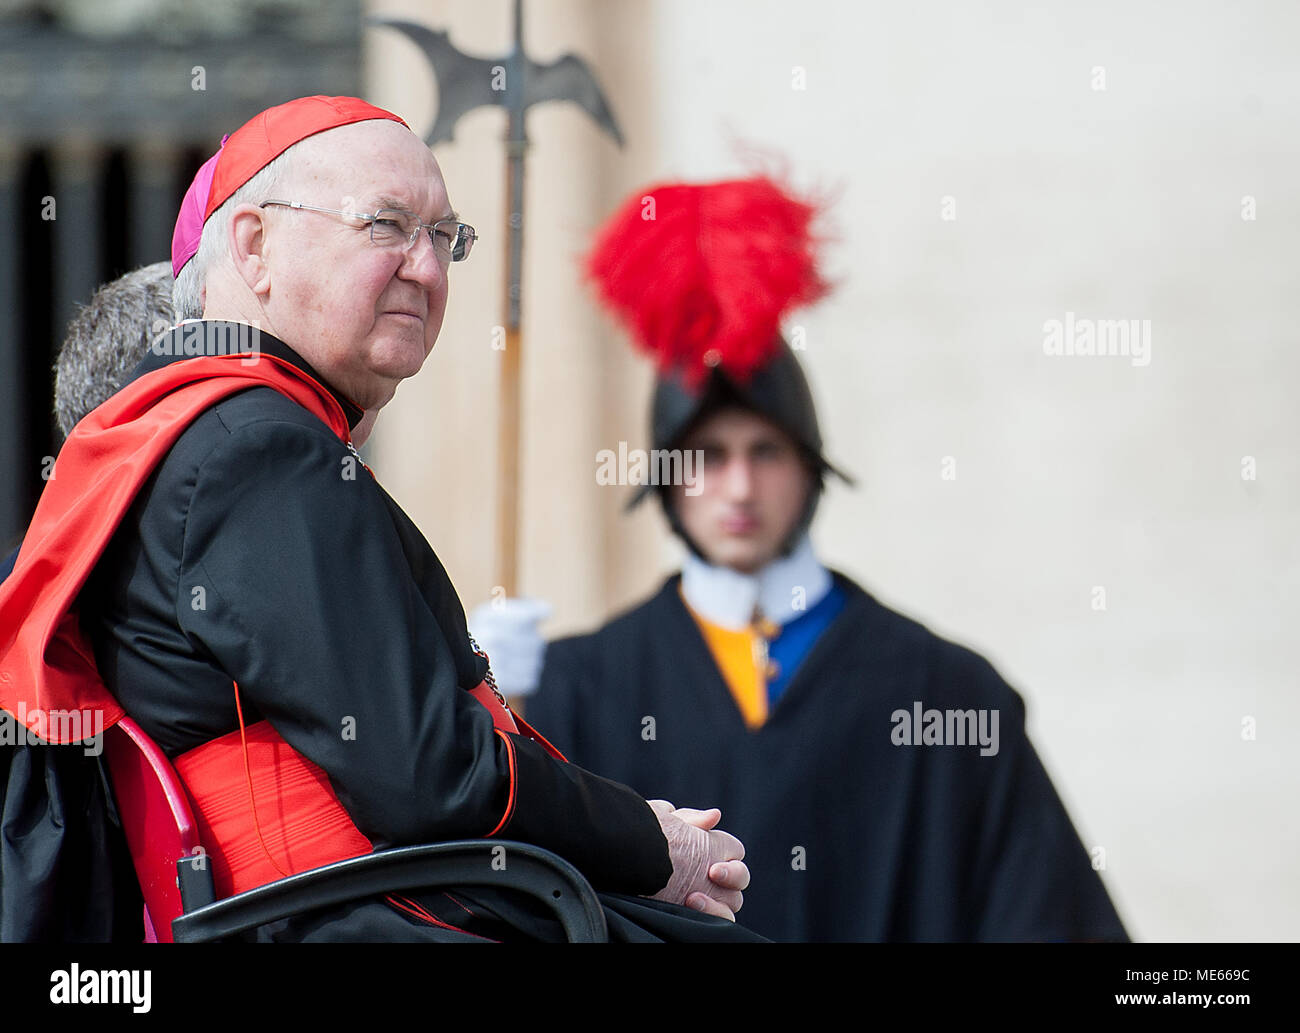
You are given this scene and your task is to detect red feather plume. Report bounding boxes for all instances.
[585,176,829,385]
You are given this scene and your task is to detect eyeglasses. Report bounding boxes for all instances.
[259,200,477,262]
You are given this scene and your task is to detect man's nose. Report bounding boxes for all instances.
[400,233,446,289]
[720,455,755,499]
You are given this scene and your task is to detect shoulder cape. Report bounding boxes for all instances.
[0,352,348,737]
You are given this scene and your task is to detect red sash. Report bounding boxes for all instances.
[174,685,565,898]
[176,719,372,897]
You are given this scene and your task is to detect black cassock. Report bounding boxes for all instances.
[529,575,1130,943]
[0,328,760,943]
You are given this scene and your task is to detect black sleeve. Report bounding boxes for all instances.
[176,415,670,895]
[505,734,671,893]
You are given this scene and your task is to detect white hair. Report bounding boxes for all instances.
[172,148,296,320]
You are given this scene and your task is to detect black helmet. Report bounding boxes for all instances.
[632,338,852,556]
[586,175,851,556]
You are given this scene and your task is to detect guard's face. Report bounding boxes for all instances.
[260,120,452,410]
[673,408,812,574]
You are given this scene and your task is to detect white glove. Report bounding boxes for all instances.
[467,597,552,697]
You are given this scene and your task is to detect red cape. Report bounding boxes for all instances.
[0,352,349,742]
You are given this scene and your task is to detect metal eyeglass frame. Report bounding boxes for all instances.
[259,200,477,262]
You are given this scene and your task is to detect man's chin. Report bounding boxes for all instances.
[364,345,430,390]
[704,539,777,576]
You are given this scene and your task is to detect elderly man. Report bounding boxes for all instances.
[0,97,753,942]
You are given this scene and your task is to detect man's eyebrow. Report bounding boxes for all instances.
[372,196,459,221]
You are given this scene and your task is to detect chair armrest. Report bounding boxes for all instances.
[170,840,607,942]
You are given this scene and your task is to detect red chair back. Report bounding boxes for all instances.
[103,717,203,942]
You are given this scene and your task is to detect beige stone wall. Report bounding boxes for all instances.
[365,0,670,632]
[366,0,1300,942]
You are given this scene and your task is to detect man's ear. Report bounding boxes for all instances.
[228,203,271,295]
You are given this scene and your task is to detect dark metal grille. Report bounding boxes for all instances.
[0,1,362,548]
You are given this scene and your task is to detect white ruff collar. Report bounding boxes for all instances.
[680,534,832,631]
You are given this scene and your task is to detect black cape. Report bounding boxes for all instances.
[0,745,142,942]
[529,574,1130,942]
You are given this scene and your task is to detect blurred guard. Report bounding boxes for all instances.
[507,176,1128,941]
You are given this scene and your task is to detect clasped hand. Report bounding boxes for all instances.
[647,799,749,922]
